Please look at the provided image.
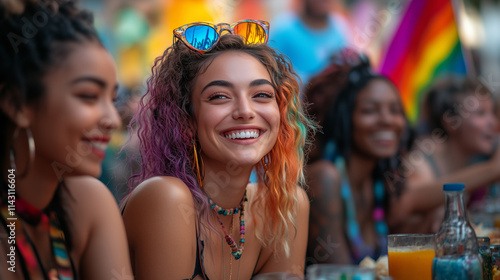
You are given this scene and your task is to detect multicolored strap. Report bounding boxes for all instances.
[1,204,47,279]
[0,200,75,280]
[336,156,388,264]
[49,212,73,280]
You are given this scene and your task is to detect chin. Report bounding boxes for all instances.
[73,165,102,178]
[234,159,260,168]
[476,147,494,156]
[373,149,398,159]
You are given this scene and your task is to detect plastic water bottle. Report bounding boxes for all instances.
[432,183,482,280]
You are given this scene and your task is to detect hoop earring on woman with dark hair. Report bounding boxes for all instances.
[10,127,35,178]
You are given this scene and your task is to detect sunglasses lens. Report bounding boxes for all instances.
[234,22,266,45]
[185,25,219,51]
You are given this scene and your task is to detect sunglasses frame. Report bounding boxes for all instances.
[173,19,270,54]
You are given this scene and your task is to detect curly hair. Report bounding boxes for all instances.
[0,0,102,251]
[129,34,315,255]
[306,49,412,197]
[0,0,101,171]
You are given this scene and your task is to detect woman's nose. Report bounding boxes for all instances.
[232,97,255,120]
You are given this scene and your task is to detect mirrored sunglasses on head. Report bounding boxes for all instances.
[173,19,269,53]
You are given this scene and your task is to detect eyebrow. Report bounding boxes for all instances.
[201,79,273,94]
[71,76,119,91]
[249,79,273,87]
[201,80,233,93]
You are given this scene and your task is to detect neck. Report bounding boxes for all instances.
[346,152,377,190]
[202,161,252,209]
[8,139,60,210]
[16,159,60,211]
[300,10,329,30]
[438,139,470,173]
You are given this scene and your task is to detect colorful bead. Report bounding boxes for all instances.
[210,190,248,260]
[208,191,246,216]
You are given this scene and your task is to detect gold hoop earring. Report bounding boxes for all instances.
[10,127,35,178]
[192,139,204,187]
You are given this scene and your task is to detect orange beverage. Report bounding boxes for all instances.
[494,214,500,229]
[388,249,435,280]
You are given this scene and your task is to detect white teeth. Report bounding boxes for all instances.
[225,130,260,140]
[88,141,108,151]
[373,131,396,141]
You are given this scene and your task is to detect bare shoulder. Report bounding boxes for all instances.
[295,185,310,209]
[64,176,117,210]
[403,147,436,187]
[121,176,198,279]
[122,176,196,241]
[63,176,130,268]
[305,159,341,199]
[123,176,194,214]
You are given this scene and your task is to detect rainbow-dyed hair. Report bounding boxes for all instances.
[129,34,314,255]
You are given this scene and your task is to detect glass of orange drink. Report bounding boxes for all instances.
[388,234,435,280]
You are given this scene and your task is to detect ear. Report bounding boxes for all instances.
[0,95,34,128]
[441,112,460,135]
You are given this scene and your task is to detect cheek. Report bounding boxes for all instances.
[395,117,406,135]
[460,117,481,132]
[352,115,373,135]
[260,102,280,126]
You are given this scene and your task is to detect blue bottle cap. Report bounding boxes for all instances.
[443,183,465,191]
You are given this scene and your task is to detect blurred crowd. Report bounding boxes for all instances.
[89,0,500,266]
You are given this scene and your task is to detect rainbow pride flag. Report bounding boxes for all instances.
[378,0,467,123]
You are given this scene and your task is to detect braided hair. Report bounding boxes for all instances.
[306,48,411,197]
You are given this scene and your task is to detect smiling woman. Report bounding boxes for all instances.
[0,1,132,279]
[303,49,411,265]
[121,21,315,279]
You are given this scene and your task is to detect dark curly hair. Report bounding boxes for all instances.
[0,0,101,168]
[305,48,412,196]
[0,0,103,251]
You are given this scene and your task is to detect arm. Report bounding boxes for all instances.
[122,176,197,280]
[66,177,133,280]
[392,144,500,221]
[256,186,310,276]
[305,160,351,265]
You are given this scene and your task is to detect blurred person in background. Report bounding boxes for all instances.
[0,0,132,279]
[269,0,348,88]
[392,76,500,233]
[121,20,315,279]
[99,86,142,202]
[304,49,411,265]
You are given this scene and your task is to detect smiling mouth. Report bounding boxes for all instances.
[224,129,261,140]
[372,130,398,141]
[82,138,110,156]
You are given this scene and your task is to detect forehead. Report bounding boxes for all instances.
[356,79,399,103]
[195,51,271,86]
[45,42,115,82]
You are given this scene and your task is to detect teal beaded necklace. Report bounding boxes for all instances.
[208,190,247,260]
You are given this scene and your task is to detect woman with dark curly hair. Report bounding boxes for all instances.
[304,49,411,265]
[121,20,315,279]
[0,1,132,279]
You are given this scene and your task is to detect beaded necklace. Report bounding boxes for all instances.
[336,156,388,264]
[208,190,247,260]
[0,194,75,280]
